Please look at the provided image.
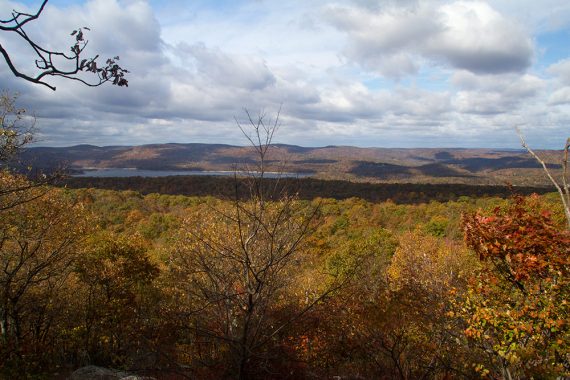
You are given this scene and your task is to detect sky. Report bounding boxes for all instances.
[1,0,570,148]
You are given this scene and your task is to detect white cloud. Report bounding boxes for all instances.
[0,0,568,149]
[175,42,276,90]
[546,59,570,105]
[452,71,544,114]
[326,1,534,78]
[491,0,570,33]
[427,1,533,73]
[548,88,570,105]
[548,58,570,85]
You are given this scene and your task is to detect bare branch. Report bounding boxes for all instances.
[169,109,348,377]
[0,2,128,90]
[516,128,570,229]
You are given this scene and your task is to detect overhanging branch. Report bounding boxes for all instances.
[0,1,128,90]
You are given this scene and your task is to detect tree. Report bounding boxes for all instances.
[462,195,570,378]
[0,92,55,212]
[0,181,89,373]
[0,0,128,90]
[0,91,34,164]
[73,232,160,367]
[168,111,342,379]
[364,232,477,379]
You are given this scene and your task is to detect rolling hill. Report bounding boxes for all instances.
[18,143,563,187]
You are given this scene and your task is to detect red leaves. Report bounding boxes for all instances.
[463,195,570,286]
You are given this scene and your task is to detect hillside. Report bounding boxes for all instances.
[21,143,563,187]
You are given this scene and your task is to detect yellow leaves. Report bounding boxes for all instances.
[387,231,477,294]
[474,363,491,377]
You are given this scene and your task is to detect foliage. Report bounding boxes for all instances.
[66,174,551,204]
[462,195,570,378]
[0,92,34,164]
[2,169,568,378]
[424,215,449,237]
[165,112,348,379]
[72,232,160,367]
[0,172,88,375]
[517,130,570,228]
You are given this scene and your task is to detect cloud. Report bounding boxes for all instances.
[490,0,570,34]
[548,88,570,105]
[326,1,534,78]
[452,71,544,114]
[41,0,163,56]
[548,58,570,85]
[0,0,568,149]
[175,42,276,90]
[547,59,570,105]
[426,1,533,74]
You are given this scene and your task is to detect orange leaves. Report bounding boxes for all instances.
[463,195,570,284]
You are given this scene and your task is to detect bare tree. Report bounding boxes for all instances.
[516,129,570,229]
[169,110,344,379]
[0,0,128,90]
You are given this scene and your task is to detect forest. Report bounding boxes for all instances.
[64,175,553,205]
[1,90,569,378]
[1,166,569,379]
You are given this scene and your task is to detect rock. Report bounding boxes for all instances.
[69,365,156,380]
[69,365,127,380]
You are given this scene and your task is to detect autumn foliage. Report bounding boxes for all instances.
[462,195,570,378]
[2,159,570,379]
[464,194,569,285]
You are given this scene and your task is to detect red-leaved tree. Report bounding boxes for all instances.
[461,195,570,379]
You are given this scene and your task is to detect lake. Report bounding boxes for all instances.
[72,168,311,178]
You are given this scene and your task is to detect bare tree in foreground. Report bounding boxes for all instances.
[0,0,128,90]
[516,129,570,229]
[170,110,345,379]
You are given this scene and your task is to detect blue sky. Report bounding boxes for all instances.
[1,0,570,148]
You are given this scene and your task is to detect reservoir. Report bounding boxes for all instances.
[73,168,311,178]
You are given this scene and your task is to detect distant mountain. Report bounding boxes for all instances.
[19,143,562,187]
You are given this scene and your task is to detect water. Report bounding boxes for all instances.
[72,168,311,178]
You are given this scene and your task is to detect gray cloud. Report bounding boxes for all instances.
[175,42,276,90]
[326,1,534,78]
[0,0,567,149]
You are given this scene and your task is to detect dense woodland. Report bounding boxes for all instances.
[65,175,552,205]
[1,163,569,378]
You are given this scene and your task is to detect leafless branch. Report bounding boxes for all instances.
[0,1,128,90]
[169,109,348,378]
[516,128,570,229]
